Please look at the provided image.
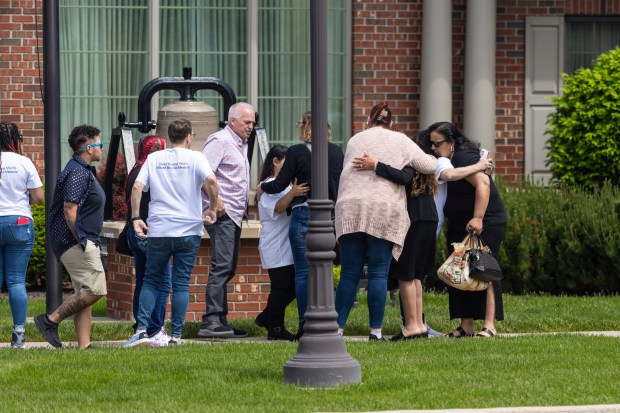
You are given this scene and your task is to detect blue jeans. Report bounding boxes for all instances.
[128,226,171,336]
[138,235,200,338]
[289,206,309,323]
[0,216,35,328]
[335,232,393,329]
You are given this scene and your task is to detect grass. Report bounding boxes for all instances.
[0,292,619,411]
[0,335,618,412]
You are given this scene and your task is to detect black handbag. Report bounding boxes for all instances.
[468,232,503,282]
[115,222,133,256]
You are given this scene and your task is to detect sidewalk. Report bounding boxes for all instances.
[3,318,619,348]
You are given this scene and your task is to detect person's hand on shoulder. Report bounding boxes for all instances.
[352,151,376,171]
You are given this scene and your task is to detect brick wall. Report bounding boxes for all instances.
[0,0,45,179]
[4,1,619,185]
[351,0,620,184]
[104,223,269,321]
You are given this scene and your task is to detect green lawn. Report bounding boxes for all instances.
[0,292,619,411]
[0,335,618,412]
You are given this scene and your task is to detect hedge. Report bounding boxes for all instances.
[428,180,620,294]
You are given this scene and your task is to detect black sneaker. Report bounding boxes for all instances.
[369,334,386,341]
[231,327,248,338]
[220,319,248,338]
[34,314,62,348]
[197,322,234,338]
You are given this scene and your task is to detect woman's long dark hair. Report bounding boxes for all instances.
[427,121,480,151]
[259,144,288,182]
[411,129,437,197]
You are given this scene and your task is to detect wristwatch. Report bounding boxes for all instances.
[130,216,142,222]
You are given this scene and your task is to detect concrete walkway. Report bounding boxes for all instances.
[4,318,619,348]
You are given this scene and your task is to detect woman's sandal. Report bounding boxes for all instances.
[475,327,496,338]
[446,326,474,338]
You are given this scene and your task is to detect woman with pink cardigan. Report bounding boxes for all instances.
[334,102,437,340]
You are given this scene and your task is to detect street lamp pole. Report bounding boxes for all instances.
[283,0,361,387]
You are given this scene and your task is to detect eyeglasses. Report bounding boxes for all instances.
[430,139,447,148]
[82,142,104,150]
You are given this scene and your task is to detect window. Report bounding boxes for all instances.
[565,17,620,73]
[59,0,350,166]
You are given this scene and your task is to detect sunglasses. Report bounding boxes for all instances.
[82,142,104,150]
[430,139,447,148]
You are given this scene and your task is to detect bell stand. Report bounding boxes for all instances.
[103,67,241,220]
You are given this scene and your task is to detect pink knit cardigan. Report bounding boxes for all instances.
[335,127,437,260]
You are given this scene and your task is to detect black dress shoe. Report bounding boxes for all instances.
[268,326,296,341]
[390,331,427,341]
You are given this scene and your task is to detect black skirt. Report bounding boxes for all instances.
[389,220,437,282]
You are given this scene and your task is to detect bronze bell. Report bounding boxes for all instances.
[155,100,218,151]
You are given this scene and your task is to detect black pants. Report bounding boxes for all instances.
[260,265,296,327]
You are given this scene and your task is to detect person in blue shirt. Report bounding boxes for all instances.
[34,125,107,349]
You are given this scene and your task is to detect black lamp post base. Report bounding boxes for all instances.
[283,335,361,387]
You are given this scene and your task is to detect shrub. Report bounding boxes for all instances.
[546,47,620,190]
[427,179,620,294]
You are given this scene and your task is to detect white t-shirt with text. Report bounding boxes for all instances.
[0,152,42,219]
[136,147,214,237]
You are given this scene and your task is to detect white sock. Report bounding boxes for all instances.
[370,331,382,339]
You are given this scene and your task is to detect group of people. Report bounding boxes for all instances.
[1,99,505,349]
[254,102,505,342]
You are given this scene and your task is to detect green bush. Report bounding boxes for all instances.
[428,180,620,294]
[546,47,620,190]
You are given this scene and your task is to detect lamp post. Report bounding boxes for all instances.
[43,0,63,313]
[283,0,361,387]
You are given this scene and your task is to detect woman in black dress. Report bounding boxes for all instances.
[352,132,438,340]
[427,122,507,338]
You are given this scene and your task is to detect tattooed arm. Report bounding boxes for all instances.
[63,201,79,242]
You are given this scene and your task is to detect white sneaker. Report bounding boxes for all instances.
[149,328,170,347]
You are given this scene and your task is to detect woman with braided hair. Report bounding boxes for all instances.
[124,135,172,346]
[0,122,44,348]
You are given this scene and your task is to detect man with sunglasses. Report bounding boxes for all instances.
[34,125,107,349]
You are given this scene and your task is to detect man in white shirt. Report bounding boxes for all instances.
[124,119,219,347]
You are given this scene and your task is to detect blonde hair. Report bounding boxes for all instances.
[298,111,332,143]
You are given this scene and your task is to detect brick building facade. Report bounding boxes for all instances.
[3,0,619,184]
[2,0,618,319]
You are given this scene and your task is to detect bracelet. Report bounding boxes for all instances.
[130,217,142,222]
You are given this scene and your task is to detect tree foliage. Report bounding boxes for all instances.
[545,47,620,190]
